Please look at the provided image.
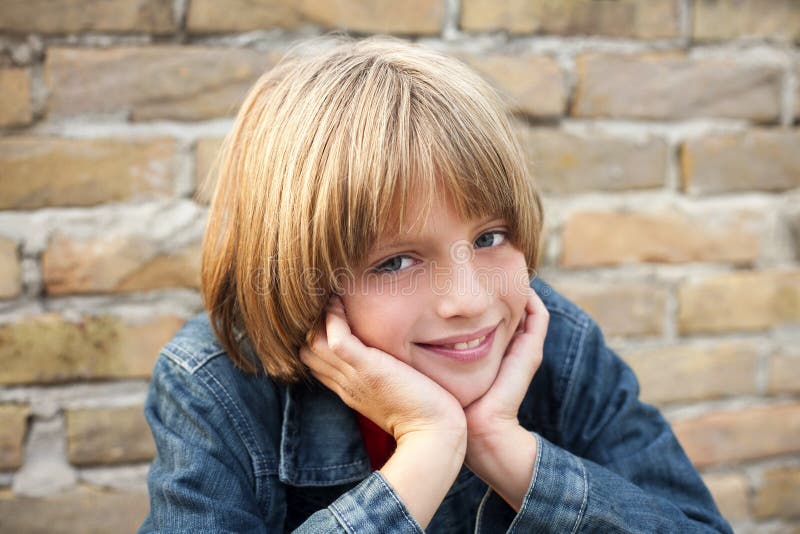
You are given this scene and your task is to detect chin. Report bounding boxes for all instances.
[447,380,493,408]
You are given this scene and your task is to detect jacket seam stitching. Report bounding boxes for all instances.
[557,314,591,438]
[329,503,355,533]
[198,367,274,477]
[570,458,588,534]
[291,460,370,471]
[162,344,226,374]
[376,473,423,532]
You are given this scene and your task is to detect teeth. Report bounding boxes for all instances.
[447,335,486,350]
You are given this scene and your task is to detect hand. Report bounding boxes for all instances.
[463,287,549,455]
[300,296,467,444]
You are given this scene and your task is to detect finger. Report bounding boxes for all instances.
[522,288,549,347]
[506,289,549,362]
[489,290,548,397]
[303,359,349,403]
[324,295,368,366]
[300,345,348,385]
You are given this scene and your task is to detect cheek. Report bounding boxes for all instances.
[500,250,532,326]
[339,292,415,359]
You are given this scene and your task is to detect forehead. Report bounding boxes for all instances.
[374,188,493,250]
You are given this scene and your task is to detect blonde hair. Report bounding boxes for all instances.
[200,34,544,383]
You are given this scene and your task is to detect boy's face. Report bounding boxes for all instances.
[339,190,531,407]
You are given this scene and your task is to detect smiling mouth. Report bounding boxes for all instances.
[429,334,487,350]
[413,324,499,363]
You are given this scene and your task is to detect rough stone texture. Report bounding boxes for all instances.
[458,53,565,118]
[12,418,78,497]
[681,130,800,194]
[693,0,800,42]
[0,237,22,299]
[0,0,175,34]
[702,471,750,523]
[572,53,782,122]
[621,341,759,405]
[0,68,32,127]
[753,466,800,520]
[0,137,177,209]
[194,137,224,203]
[188,0,444,35]
[516,128,667,193]
[560,209,761,267]
[671,402,800,468]
[0,487,149,533]
[796,64,800,122]
[0,314,185,385]
[0,404,29,470]
[556,281,667,337]
[678,270,800,335]
[42,233,201,295]
[45,47,280,121]
[66,406,154,466]
[768,348,800,395]
[790,210,800,262]
[460,0,680,39]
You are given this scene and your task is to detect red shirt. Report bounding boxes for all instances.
[354,412,396,470]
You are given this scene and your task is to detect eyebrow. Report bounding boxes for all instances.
[372,215,502,252]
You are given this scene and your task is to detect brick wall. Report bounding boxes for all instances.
[0,1,798,532]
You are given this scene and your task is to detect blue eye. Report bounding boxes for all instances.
[475,231,507,249]
[374,255,416,273]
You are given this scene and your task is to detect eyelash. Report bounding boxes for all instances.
[373,230,508,274]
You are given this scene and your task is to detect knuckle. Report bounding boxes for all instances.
[327,337,345,356]
[310,337,327,356]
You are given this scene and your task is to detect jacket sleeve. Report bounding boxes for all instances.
[475,318,734,534]
[138,354,423,534]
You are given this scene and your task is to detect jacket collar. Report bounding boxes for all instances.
[278,378,373,486]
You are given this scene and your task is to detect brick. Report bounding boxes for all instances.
[0,68,32,127]
[790,209,800,261]
[796,64,800,121]
[0,0,175,34]
[0,237,21,299]
[66,405,154,466]
[768,349,800,395]
[0,314,185,385]
[702,472,749,522]
[693,0,800,42]
[753,466,800,519]
[560,209,761,267]
[460,0,680,39]
[0,487,149,533]
[194,137,224,202]
[681,130,800,194]
[0,405,29,470]
[0,137,177,209]
[516,128,667,193]
[188,0,444,35]
[42,233,201,295]
[572,53,781,122]
[621,341,759,405]
[671,402,800,468]
[458,53,565,118]
[556,281,667,337]
[45,47,279,121]
[678,270,800,335]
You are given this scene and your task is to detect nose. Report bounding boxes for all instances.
[432,255,492,319]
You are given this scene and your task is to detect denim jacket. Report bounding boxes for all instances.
[138,278,733,533]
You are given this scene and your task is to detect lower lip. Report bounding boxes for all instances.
[414,326,498,363]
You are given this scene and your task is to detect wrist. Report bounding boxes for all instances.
[381,428,467,529]
[465,422,528,472]
[464,425,538,513]
[397,425,468,464]
[466,418,519,458]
